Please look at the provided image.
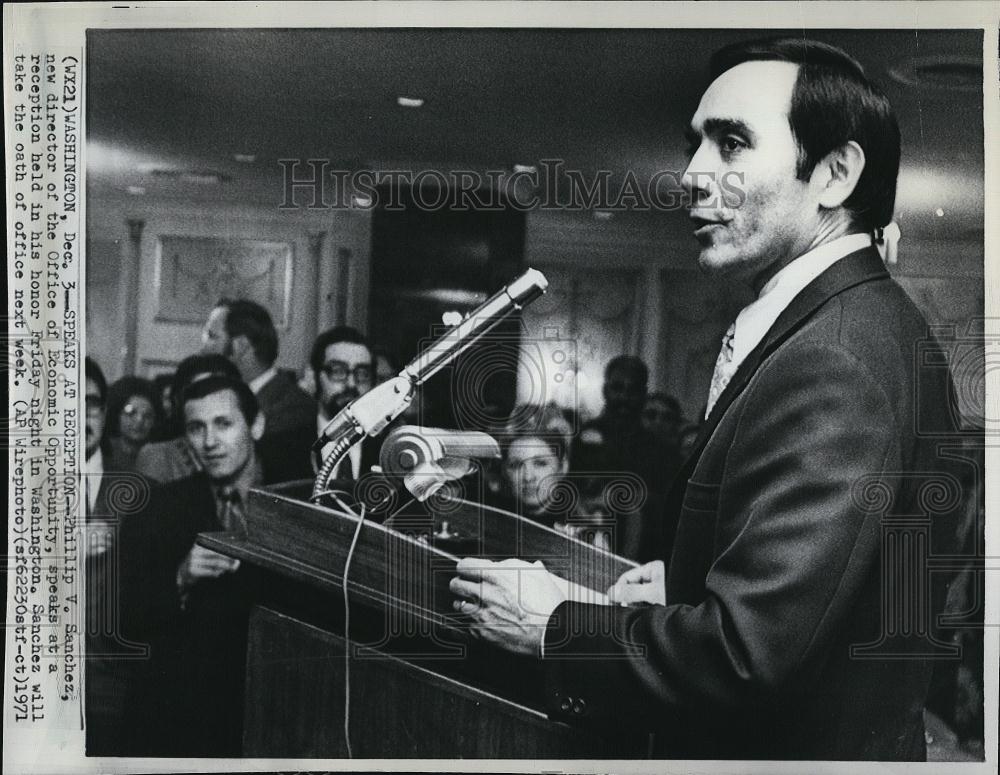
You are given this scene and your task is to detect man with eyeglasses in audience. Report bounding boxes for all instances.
[309,326,382,482]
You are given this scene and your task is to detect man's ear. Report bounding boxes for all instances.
[813,140,866,210]
[231,334,251,361]
[250,411,265,441]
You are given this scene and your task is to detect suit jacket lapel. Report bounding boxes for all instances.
[667,247,889,503]
[187,473,222,532]
[93,475,110,518]
[710,247,887,428]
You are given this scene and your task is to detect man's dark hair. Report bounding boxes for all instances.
[502,403,573,462]
[172,354,241,403]
[85,356,108,406]
[179,374,259,426]
[161,353,244,434]
[216,298,279,367]
[310,326,373,391]
[605,355,649,387]
[710,37,900,232]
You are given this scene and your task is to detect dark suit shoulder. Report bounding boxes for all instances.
[790,274,934,413]
[257,372,316,436]
[795,269,918,335]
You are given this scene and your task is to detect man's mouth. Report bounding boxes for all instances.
[689,214,724,235]
[325,391,359,417]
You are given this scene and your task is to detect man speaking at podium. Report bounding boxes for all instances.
[451,38,964,760]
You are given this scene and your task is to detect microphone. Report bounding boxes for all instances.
[313,268,548,499]
[401,267,548,388]
[379,425,500,502]
[315,268,548,445]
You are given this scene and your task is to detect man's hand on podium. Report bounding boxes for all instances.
[450,557,566,657]
[176,544,241,607]
[605,560,666,606]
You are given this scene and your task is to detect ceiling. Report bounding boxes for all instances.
[87,28,986,242]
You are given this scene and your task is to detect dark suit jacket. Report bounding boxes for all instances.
[120,472,264,757]
[541,248,965,760]
[256,369,316,437]
[85,469,152,756]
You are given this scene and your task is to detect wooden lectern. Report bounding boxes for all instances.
[198,479,651,758]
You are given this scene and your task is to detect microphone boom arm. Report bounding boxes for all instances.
[311,268,548,501]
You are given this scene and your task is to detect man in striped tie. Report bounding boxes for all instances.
[119,375,265,756]
[451,37,968,761]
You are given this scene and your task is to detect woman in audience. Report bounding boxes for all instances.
[496,403,614,552]
[105,377,165,472]
[495,404,572,522]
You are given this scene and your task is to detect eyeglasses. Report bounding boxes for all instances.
[321,360,373,384]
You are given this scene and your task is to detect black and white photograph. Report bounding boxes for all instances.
[4,2,997,773]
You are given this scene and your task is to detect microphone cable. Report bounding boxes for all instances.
[341,500,366,759]
[335,485,393,758]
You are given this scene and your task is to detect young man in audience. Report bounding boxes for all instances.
[122,375,268,756]
[133,354,241,484]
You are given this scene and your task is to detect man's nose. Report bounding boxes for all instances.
[681,149,715,204]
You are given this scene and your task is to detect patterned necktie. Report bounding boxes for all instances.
[705,323,736,419]
[219,486,247,535]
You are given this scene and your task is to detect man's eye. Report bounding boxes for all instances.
[721,136,746,154]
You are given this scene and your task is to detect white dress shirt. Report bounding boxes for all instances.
[248,366,278,395]
[84,447,104,513]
